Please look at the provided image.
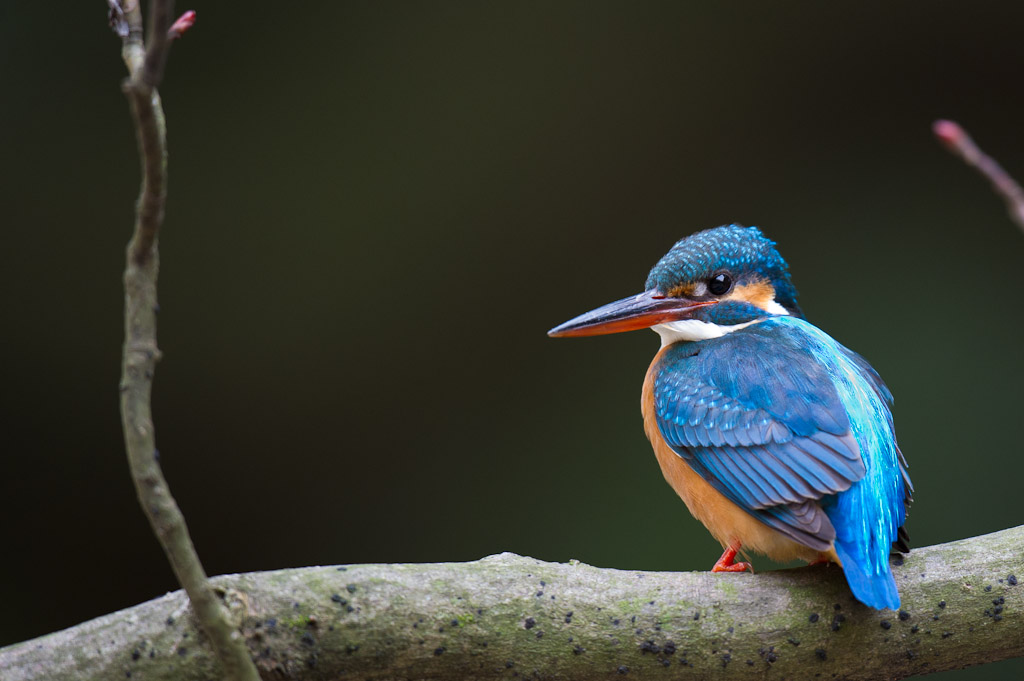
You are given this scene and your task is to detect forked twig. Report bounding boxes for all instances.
[111,2,259,680]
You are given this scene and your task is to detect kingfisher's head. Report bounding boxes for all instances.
[548,224,804,344]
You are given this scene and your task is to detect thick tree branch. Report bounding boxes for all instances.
[112,3,259,680]
[4,525,1021,680]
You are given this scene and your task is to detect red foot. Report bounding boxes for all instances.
[711,546,752,573]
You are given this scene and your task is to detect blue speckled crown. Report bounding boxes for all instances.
[645,224,803,317]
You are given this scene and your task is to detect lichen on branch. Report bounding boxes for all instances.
[3,525,1021,680]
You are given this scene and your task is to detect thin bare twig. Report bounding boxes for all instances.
[111,2,260,680]
[933,119,1024,233]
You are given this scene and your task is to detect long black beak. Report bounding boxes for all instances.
[548,290,715,338]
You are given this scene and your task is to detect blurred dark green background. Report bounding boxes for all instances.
[2,2,1022,677]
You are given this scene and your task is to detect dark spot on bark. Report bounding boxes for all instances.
[942,632,953,639]
[994,615,1003,622]
[899,610,910,621]
[524,618,535,630]
[881,620,892,630]
[911,625,920,633]
[722,653,733,667]
[477,609,483,615]
[663,641,676,655]
[131,649,140,661]
[834,604,842,611]
[906,650,916,659]
[938,601,946,608]
[639,640,660,654]
[535,631,544,639]
[336,566,347,571]
[346,644,359,654]
[328,625,334,632]
[165,617,174,626]
[451,620,459,627]
[893,555,904,566]
[612,619,621,626]
[438,627,445,633]
[815,648,827,661]
[149,651,155,659]
[177,647,187,657]
[631,615,636,624]
[693,612,700,621]
[536,591,544,598]
[660,658,671,667]
[995,606,1004,615]
[1008,574,1018,586]
[617,665,629,674]
[346,584,357,593]
[331,594,346,604]
[788,637,800,646]
[346,605,354,613]
[993,596,1005,605]
[434,647,445,656]
[506,661,514,668]
[809,613,820,623]
[306,651,318,668]
[648,601,655,605]
[301,632,314,647]
[573,645,585,655]
[766,652,777,663]
[746,660,754,666]
[984,585,992,592]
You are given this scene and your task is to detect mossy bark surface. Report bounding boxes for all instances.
[3,525,1021,680]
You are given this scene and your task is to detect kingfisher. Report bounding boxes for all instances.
[548,225,912,610]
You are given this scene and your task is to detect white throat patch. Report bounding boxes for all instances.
[652,299,790,347]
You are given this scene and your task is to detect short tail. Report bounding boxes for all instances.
[834,541,900,610]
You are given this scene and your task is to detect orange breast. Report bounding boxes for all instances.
[641,346,835,565]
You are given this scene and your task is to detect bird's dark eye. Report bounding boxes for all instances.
[708,273,732,296]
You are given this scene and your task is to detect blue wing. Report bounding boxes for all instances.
[654,316,910,608]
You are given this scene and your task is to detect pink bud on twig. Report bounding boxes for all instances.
[933,119,1024,234]
[932,119,964,152]
[168,10,196,39]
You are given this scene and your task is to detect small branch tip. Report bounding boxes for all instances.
[107,0,129,38]
[932,119,964,151]
[169,10,197,39]
[933,119,1024,234]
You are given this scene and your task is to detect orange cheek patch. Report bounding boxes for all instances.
[726,280,777,311]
